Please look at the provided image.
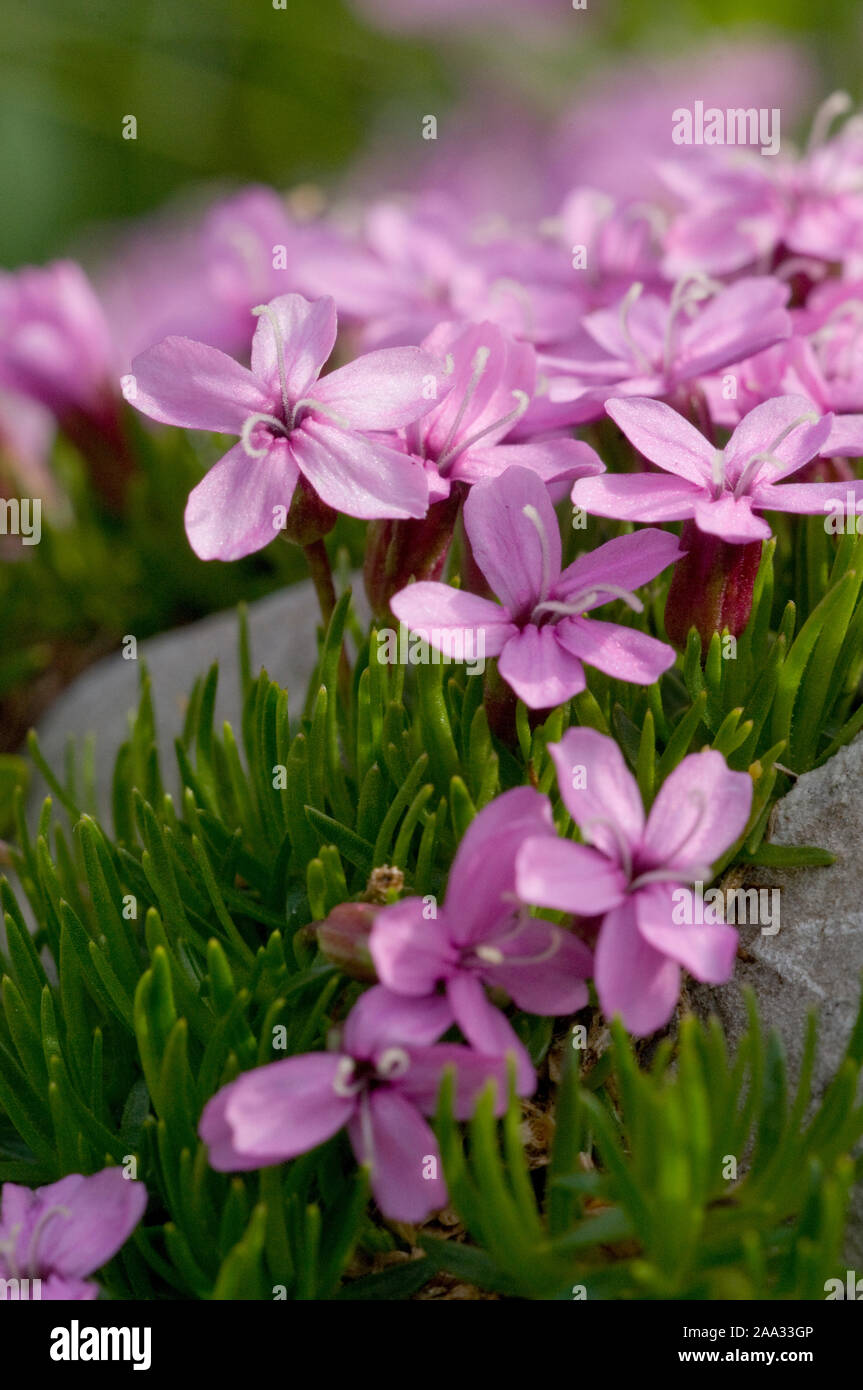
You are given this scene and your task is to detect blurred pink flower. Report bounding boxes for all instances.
[0,1168,146,1301]
[200,985,509,1223]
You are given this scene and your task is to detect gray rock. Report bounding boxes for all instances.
[31,579,365,821]
[690,732,863,1263]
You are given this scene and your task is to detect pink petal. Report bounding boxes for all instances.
[311,347,446,430]
[494,622,589,706]
[38,1276,100,1301]
[453,438,604,486]
[389,582,516,659]
[200,1054,354,1168]
[370,899,459,996]
[605,397,715,484]
[594,899,681,1036]
[185,439,299,561]
[447,973,535,1095]
[693,492,772,543]
[751,480,863,516]
[480,917,593,1015]
[821,415,863,457]
[293,418,428,519]
[571,472,702,522]
[676,277,791,383]
[349,1090,446,1223]
[130,337,272,433]
[498,625,587,708]
[446,785,554,945]
[464,465,560,615]
[250,293,337,402]
[724,395,833,483]
[556,616,677,684]
[398,1044,510,1118]
[558,527,683,602]
[549,728,645,860]
[515,835,627,915]
[343,984,454,1056]
[641,748,753,875]
[27,1170,147,1281]
[635,883,738,984]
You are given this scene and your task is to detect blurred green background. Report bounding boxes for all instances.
[1,0,860,267]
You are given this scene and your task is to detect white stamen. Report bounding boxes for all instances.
[711,448,726,497]
[252,303,293,425]
[617,281,653,376]
[475,944,505,965]
[807,90,853,154]
[332,1056,364,1098]
[24,1204,72,1279]
[733,413,819,497]
[240,411,289,458]
[580,815,633,882]
[488,277,536,339]
[662,271,721,379]
[434,345,491,466]
[376,1046,411,1080]
[521,503,554,603]
[532,583,643,622]
[0,1222,23,1278]
[438,388,530,469]
[291,398,352,431]
[471,910,564,969]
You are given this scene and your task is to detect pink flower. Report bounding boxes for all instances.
[391,465,680,708]
[294,196,470,350]
[199,986,508,1224]
[201,186,310,347]
[556,188,666,307]
[371,787,591,1093]
[0,260,134,510]
[705,288,863,460]
[538,276,791,426]
[516,729,753,1035]
[0,261,116,423]
[407,321,604,499]
[662,94,863,278]
[550,39,814,203]
[573,395,859,544]
[0,1168,147,1300]
[125,293,447,559]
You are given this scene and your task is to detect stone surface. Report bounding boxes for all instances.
[31,579,365,820]
[690,733,863,1261]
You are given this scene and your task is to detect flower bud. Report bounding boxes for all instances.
[316,902,379,982]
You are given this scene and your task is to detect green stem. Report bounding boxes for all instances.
[303,539,337,628]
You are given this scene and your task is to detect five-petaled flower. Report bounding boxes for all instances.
[199,985,510,1224]
[125,292,448,560]
[516,729,753,1035]
[391,465,681,707]
[573,394,863,543]
[0,1168,147,1300]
